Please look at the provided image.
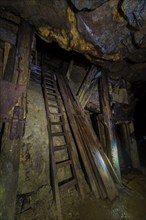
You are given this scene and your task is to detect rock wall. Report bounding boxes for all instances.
[16,82,57,220]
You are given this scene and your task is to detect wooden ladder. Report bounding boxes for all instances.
[42,69,82,220]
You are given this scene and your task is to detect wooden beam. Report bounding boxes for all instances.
[0,20,33,220]
[66,59,74,79]
[0,10,20,24]
[57,74,120,200]
[119,123,132,167]
[3,42,11,76]
[100,72,121,179]
[0,47,3,79]
[81,79,97,108]
[128,122,140,169]
[0,18,18,45]
[97,114,107,154]
[3,45,16,81]
[57,74,101,199]
[77,65,97,104]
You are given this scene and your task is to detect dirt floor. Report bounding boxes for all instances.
[60,169,146,220]
[16,82,146,220]
[16,169,146,220]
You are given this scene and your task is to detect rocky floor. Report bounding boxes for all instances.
[70,170,146,220]
[16,169,146,220]
[16,81,146,220]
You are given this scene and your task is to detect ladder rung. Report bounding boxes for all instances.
[49,113,61,116]
[51,122,63,125]
[45,78,55,83]
[56,160,72,168]
[44,76,52,79]
[45,79,56,84]
[45,72,54,77]
[48,104,59,108]
[51,132,65,137]
[46,82,56,87]
[53,145,68,151]
[47,97,57,101]
[44,71,52,75]
[46,86,56,91]
[59,178,77,191]
[47,92,57,96]
[44,73,52,77]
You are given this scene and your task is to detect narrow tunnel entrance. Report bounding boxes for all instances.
[133,81,146,170]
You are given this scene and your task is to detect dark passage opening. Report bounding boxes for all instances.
[133,81,146,168]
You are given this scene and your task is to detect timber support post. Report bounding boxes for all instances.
[100,71,121,180]
[128,121,140,169]
[0,20,33,220]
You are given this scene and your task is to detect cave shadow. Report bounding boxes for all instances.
[134,91,146,168]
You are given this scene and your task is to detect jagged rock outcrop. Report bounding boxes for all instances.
[0,0,146,80]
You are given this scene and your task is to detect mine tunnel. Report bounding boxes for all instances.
[0,2,146,220]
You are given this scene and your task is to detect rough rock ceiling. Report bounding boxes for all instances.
[0,0,146,81]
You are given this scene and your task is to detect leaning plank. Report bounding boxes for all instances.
[57,74,100,199]
[128,122,140,169]
[75,115,106,199]
[76,115,118,200]
[65,74,121,186]
[100,72,121,180]
[97,114,107,154]
[77,65,97,104]
[57,74,119,200]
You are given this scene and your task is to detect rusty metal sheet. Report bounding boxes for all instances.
[0,80,25,120]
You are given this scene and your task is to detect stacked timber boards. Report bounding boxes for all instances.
[57,74,121,201]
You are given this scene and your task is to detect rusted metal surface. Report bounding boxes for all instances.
[0,80,25,120]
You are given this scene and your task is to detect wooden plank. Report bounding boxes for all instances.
[76,115,118,200]
[81,79,97,108]
[66,59,74,79]
[0,47,3,79]
[97,115,107,154]
[119,123,132,167]
[128,121,140,169]
[66,73,121,187]
[59,178,77,190]
[100,72,121,180]
[3,45,16,81]
[0,20,33,220]
[75,115,106,199]
[57,74,100,199]
[56,160,72,168]
[77,65,97,105]
[56,87,85,198]
[0,10,20,24]
[3,42,11,74]
[0,18,18,45]
[85,115,121,186]
[57,74,121,199]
